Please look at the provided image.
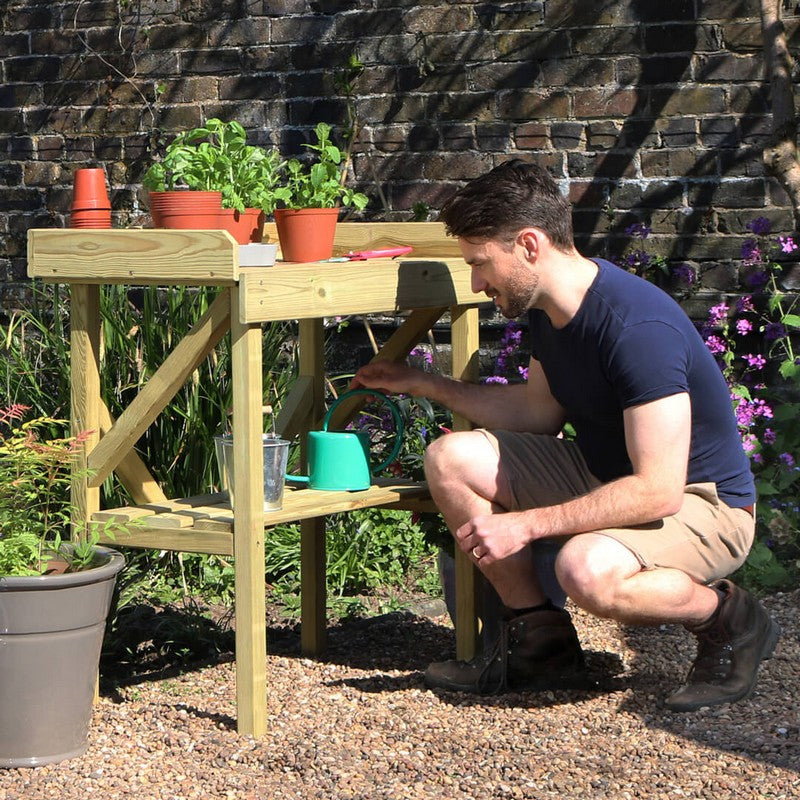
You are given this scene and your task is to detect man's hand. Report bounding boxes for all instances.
[455,511,534,565]
[350,361,428,396]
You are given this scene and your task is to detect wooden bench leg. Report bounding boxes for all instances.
[451,304,481,660]
[231,287,267,736]
[300,516,327,656]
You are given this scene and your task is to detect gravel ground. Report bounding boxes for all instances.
[0,589,798,800]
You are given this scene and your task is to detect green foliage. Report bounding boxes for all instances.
[0,282,296,593]
[0,530,42,576]
[0,406,94,575]
[98,284,295,502]
[279,122,368,211]
[1,285,443,615]
[262,507,437,617]
[0,286,71,417]
[411,201,431,222]
[734,539,790,593]
[142,118,285,213]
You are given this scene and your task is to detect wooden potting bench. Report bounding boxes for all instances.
[26,222,486,736]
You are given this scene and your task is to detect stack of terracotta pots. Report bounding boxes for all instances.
[70,168,111,228]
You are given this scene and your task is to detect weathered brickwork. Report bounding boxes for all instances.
[1,0,799,303]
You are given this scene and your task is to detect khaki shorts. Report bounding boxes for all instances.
[483,430,755,584]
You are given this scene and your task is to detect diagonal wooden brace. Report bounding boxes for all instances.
[87,291,231,487]
[98,402,168,504]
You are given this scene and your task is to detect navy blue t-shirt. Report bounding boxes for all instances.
[527,258,755,507]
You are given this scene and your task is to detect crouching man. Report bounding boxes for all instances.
[353,160,780,710]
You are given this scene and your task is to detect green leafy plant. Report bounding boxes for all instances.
[0,405,102,576]
[262,507,437,620]
[142,118,284,213]
[278,122,368,211]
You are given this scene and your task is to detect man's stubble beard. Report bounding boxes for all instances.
[500,257,539,319]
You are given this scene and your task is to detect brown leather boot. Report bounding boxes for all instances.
[424,606,587,694]
[665,579,781,712]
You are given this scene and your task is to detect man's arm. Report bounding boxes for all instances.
[456,391,692,564]
[352,356,566,434]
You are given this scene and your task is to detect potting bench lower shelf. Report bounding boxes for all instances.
[92,479,436,555]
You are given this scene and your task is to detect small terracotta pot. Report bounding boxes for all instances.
[71,168,110,211]
[148,190,223,229]
[217,207,265,244]
[69,209,112,228]
[274,207,340,262]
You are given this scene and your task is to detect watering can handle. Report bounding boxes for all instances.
[322,389,404,476]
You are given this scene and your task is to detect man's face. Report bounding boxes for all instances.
[458,235,538,319]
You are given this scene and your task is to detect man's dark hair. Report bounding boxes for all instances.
[438,159,574,251]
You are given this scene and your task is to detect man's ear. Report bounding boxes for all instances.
[518,229,540,262]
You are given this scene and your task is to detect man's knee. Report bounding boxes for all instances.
[555,534,640,616]
[424,430,487,484]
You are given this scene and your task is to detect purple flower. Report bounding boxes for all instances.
[747,217,772,236]
[410,346,434,366]
[736,318,752,336]
[743,353,766,370]
[765,322,787,342]
[745,269,768,288]
[624,250,651,269]
[708,303,730,324]
[500,321,523,347]
[741,238,762,265]
[705,334,727,355]
[484,375,508,385]
[625,222,651,238]
[518,365,529,381]
[741,433,758,454]
[671,263,695,285]
[779,235,798,253]
[780,452,795,467]
[736,295,755,314]
[735,397,774,429]
[763,428,777,444]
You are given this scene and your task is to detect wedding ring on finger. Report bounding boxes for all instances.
[472,547,481,559]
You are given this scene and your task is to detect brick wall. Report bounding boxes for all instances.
[1,0,799,307]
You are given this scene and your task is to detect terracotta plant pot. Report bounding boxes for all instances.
[274,207,340,262]
[217,207,265,244]
[70,167,111,227]
[71,167,110,211]
[69,209,112,228]
[148,190,222,229]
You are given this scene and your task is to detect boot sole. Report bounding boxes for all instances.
[665,618,782,712]
[424,665,594,695]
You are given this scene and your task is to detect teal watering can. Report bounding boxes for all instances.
[288,389,404,491]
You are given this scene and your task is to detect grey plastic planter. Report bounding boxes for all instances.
[0,546,125,768]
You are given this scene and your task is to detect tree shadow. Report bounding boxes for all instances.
[273,609,627,709]
[266,610,451,671]
[327,647,626,712]
[100,601,236,692]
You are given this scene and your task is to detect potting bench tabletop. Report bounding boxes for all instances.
[26,223,487,737]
